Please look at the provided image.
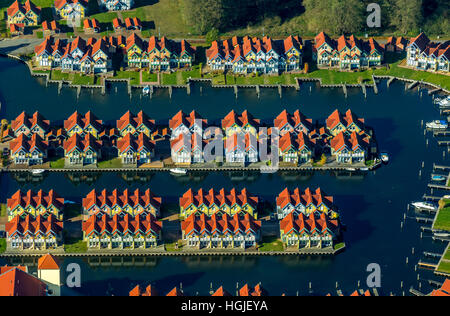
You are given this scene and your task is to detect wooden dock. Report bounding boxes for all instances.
[433,164,450,171]
[418,261,438,269]
[422,195,443,201]
[409,288,425,296]
[428,184,450,191]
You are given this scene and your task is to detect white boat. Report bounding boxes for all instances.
[360,167,369,171]
[143,85,150,95]
[30,169,45,175]
[434,232,450,238]
[346,168,357,171]
[170,168,188,175]
[432,175,447,182]
[380,152,389,163]
[426,120,448,129]
[411,201,438,211]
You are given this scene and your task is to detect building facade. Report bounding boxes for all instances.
[7,189,64,221]
[9,133,48,166]
[63,133,103,166]
[116,133,155,166]
[7,0,41,26]
[99,0,133,11]
[206,35,303,74]
[406,33,449,72]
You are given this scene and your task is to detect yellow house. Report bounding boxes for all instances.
[7,0,41,26]
[7,189,65,221]
[54,0,87,20]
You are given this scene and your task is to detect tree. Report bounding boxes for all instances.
[205,28,220,45]
[391,0,423,34]
[184,0,225,34]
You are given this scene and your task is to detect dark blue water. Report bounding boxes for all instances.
[0,57,448,296]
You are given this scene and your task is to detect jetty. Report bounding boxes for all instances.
[428,184,450,191]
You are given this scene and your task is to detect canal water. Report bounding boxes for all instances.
[0,57,448,296]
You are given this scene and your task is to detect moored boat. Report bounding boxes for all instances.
[426,120,448,130]
[431,175,447,182]
[143,85,150,95]
[30,169,45,175]
[411,201,438,211]
[380,152,389,163]
[170,168,188,175]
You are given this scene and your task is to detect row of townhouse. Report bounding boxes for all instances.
[169,109,375,165]
[4,186,342,251]
[206,35,303,74]
[406,33,450,72]
[125,33,195,70]
[5,189,65,250]
[179,188,258,219]
[54,0,87,21]
[314,32,384,70]
[34,36,112,73]
[6,0,40,26]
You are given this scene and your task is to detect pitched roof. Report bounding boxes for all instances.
[6,214,63,238]
[82,212,162,237]
[239,284,266,296]
[222,110,260,130]
[330,131,369,152]
[11,111,50,133]
[179,188,258,210]
[279,132,315,153]
[430,279,450,296]
[276,187,334,210]
[169,110,207,130]
[63,133,102,154]
[116,110,155,132]
[212,286,232,296]
[181,213,261,236]
[9,133,48,155]
[64,111,103,132]
[129,284,158,296]
[7,189,64,211]
[279,212,339,236]
[408,32,430,51]
[0,267,47,296]
[82,188,162,211]
[326,109,364,131]
[7,0,41,17]
[54,0,87,9]
[166,287,184,296]
[116,132,155,155]
[274,109,313,132]
[38,254,60,270]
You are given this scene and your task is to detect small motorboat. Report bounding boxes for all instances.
[30,169,45,175]
[426,120,448,130]
[380,152,389,163]
[431,175,447,182]
[170,168,188,175]
[411,201,438,211]
[360,167,369,171]
[434,232,450,238]
[346,168,357,171]
[142,85,150,95]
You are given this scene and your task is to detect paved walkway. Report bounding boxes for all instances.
[0,38,43,56]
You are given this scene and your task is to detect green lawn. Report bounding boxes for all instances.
[443,249,450,261]
[50,157,65,169]
[0,203,6,217]
[64,237,87,253]
[433,200,450,231]
[160,72,179,85]
[114,71,140,85]
[142,72,158,83]
[334,242,346,251]
[98,158,123,168]
[165,241,183,252]
[0,238,6,254]
[437,261,450,275]
[259,237,284,252]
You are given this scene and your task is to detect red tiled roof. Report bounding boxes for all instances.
[326,109,364,131]
[7,0,40,18]
[64,111,103,133]
[330,131,369,152]
[63,133,102,154]
[116,132,155,155]
[179,188,258,210]
[279,132,315,153]
[54,0,87,10]
[6,214,63,238]
[82,188,161,212]
[212,286,232,296]
[430,279,450,296]
[181,213,261,237]
[408,32,430,51]
[274,109,313,132]
[129,284,158,296]
[166,287,184,296]
[279,212,339,236]
[10,23,24,33]
[169,110,207,130]
[276,187,334,210]
[239,284,266,296]
[9,133,48,155]
[11,111,50,133]
[7,189,64,211]
[222,110,260,130]
[38,254,60,270]
[170,132,208,154]
[0,267,47,296]
[116,110,155,133]
[82,212,162,237]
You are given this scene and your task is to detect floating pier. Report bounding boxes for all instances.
[428,184,450,191]
[433,164,450,171]
[422,195,443,201]
[433,130,450,137]
[409,288,425,296]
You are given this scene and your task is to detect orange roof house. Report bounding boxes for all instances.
[430,279,450,296]
[64,111,103,137]
[386,36,408,52]
[239,283,266,296]
[82,188,162,218]
[9,23,24,35]
[42,20,60,34]
[116,110,155,137]
[330,131,370,154]
[11,111,50,137]
[222,110,260,135]
[0,267,47,296]
[326,109,365,136]
[7,189,64,221]
[116,133,155,164]
[276,187,337,219]
[181,213,261,248]
[129,284,159,296]
[212,286,232,296]
[124,17,142,30]
[169,110,208,135]
[38,254,60,270]
[274,109,313,135]
[179,187,259,218]
[63,133,102,155]
[7,0,41,26]
[166,287,184,296]
[83,18,100,33]
[6,214,64,244]
[9,133,49,166]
